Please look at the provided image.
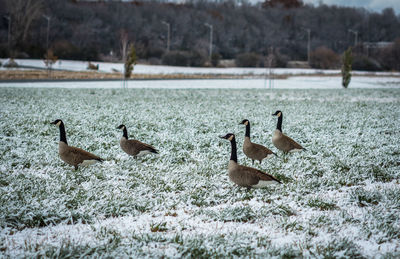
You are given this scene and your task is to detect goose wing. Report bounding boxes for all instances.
[238,164,281,184]
[127,139,158,154]
[67,146,103,164]
[251,142,276,156]
[282,134,304,150]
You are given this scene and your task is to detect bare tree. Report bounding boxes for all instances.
[43,49,58,78]
[119,29,129,63]
[5,0,44,44]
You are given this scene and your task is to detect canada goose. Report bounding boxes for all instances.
[240,119,276,164]
[219,133,281,188]
[117,124,158,158]
[51,119,103,170]
[272,110,305,153]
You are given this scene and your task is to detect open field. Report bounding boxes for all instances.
[1,85,400,257]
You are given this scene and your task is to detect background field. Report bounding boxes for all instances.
[1,86,400,257]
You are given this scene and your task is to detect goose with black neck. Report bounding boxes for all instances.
[219,133,281,188]
[117,124,158,159]
[240,119,276,165]
[51,119,103,170]
[271,110,305,154]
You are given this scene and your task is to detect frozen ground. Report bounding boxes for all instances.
[2,58,400,77]
[0,85,399,258]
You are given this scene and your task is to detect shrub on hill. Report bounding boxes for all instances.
[52,40,98,61]
[211,53,221,67]
[235,52,261,67]
[352,55,382,71]
[274,51,290,68]
[162,51,206,67]
[378,38,400,71]
[310,46,340,69]
[162,51,190,66]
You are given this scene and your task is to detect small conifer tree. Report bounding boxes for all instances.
[124,44,137,79]
[341,47,352,88]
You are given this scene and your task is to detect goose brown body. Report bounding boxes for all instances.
[272,129,304,153]
[120,137,158,157]
[220,133,281,188]
[228,160,281,188]
[59,141,103,169]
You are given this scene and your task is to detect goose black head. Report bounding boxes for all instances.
[272,110,282,117]
[117,124,126,130]
[219,133,235,141]
[239,119,249,126]
[51,119,63,127]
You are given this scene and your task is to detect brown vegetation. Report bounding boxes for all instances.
[310,47,340,69]
[1,69,398,82]
[0,70,274,81]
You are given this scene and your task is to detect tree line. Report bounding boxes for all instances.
[0,0,399,70]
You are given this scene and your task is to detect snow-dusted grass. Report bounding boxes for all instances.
[0,87,399,257]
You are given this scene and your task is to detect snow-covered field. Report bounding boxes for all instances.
[2,58,400,77]
[1,85,400,257]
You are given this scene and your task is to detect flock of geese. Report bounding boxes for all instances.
[51,110,305,189]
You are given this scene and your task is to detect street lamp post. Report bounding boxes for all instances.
[4,15,11,55]
[204,23,213,60]
[162,21,170,52]
[43,15,51,53]
[302,28,311,64]
[348,29,358,46]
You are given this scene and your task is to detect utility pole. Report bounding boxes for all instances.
[204,23,213,60]
[265,46,274,89]
[348,29,358,46]
[306,29,311,64]
[302,28,311,64]
[4,15,11,56]
[162,21,170,52]
[43,15,51,53]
